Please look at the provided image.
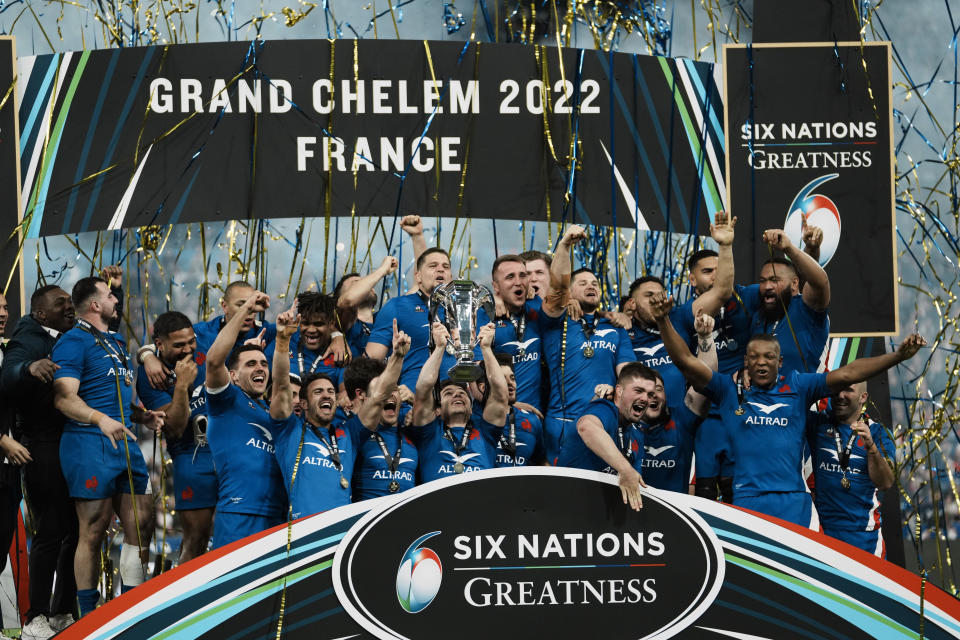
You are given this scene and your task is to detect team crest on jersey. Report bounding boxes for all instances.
[415,306,424,312]
[195,351,206,365]
[521,419,532,431]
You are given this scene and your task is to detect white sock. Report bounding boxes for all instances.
[119,543,146,586]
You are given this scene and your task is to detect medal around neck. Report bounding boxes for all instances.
[431,280,495,383]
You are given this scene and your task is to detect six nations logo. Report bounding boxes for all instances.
[784,172,841,267]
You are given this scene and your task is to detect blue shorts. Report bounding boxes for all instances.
[736,491,818,529]
[212,511,285,549]
[172,449,217,510]
[694,412,735,478]
[543,415,572,466]
[60,430,150,500]
[822,525,885,558]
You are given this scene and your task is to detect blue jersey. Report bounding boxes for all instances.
[206,384,286,518]
[557,399,642,474]
[286,331,344,387]
[52,324,135,435]
[639,402,702,493]
[367,292,456,390]
[193,316,277,368]
[539,311,634,419]
[136,357,209,457]
[346,318,374,359]
[493,407,544,468]
[626,309,696,406]
[352,418,419,500]
[677,284,760,375]
[750,294,829,375]
[704,370,829,499]
[273,413,367,518]
[409,416,502,482]
[476,298,543,408]
[808,414,894,531]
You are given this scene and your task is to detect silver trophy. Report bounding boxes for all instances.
[431,280,495,383]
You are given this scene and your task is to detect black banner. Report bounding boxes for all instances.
[724,42,897,336]
[76,469,960,639]
[18,40,725,237]
[0,36,22,327]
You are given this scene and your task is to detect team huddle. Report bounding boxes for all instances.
[0,213,924,633]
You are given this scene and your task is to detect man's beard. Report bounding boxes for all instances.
[761,287,793,320]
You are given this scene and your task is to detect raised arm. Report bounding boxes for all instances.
[358,319,410,430]
[650,293,713,389]
[269,302,300,420]
[692,212,736,318]
[478,323,508,426]
[163,357,199,439]
[826,334,925,392]
[411,322,450,426]
[685,310,716,417]
[543,225,586,317]
[206,291,269,389]
[762,225,830,312]
[338,256,399,313]
[400,215,427,264]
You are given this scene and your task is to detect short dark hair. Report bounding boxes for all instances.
[436,378,468,400]
[688,249,718,272]
[296,291,335,321]
[153,311,193,340]
[520,250,552,268]
[333,272,360,301]
[225,280,254,296]
[71,277,107,310]
[417,247,450,271]
[618,295,630,312]
[494,353,514,369]
[746,333,780,351]
[628,276,665,298]
[617,362,659,386]
[761,257,797,276]
[30,284,62,312]
[491,254,525,280]
[571,267,596,281]
[227,344,266,370]
[343,357,387,400]
[301,372,338,395]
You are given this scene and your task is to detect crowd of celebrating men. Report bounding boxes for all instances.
[0,213,924,637]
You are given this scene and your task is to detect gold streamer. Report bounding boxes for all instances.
[321,39,336,293]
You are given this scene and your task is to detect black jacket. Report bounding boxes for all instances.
[0,315,65,443]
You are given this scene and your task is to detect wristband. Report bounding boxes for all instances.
[330,331,344,339]
[136,344,157,364]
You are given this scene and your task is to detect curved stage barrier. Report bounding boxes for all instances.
[70,469,960,639]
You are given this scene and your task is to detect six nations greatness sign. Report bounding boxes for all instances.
[72,469,960,640]
[724,43,897,336]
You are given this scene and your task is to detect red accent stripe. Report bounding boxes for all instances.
[729,505,960,618]
[8,511,30,625]
[68,517,307,637]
